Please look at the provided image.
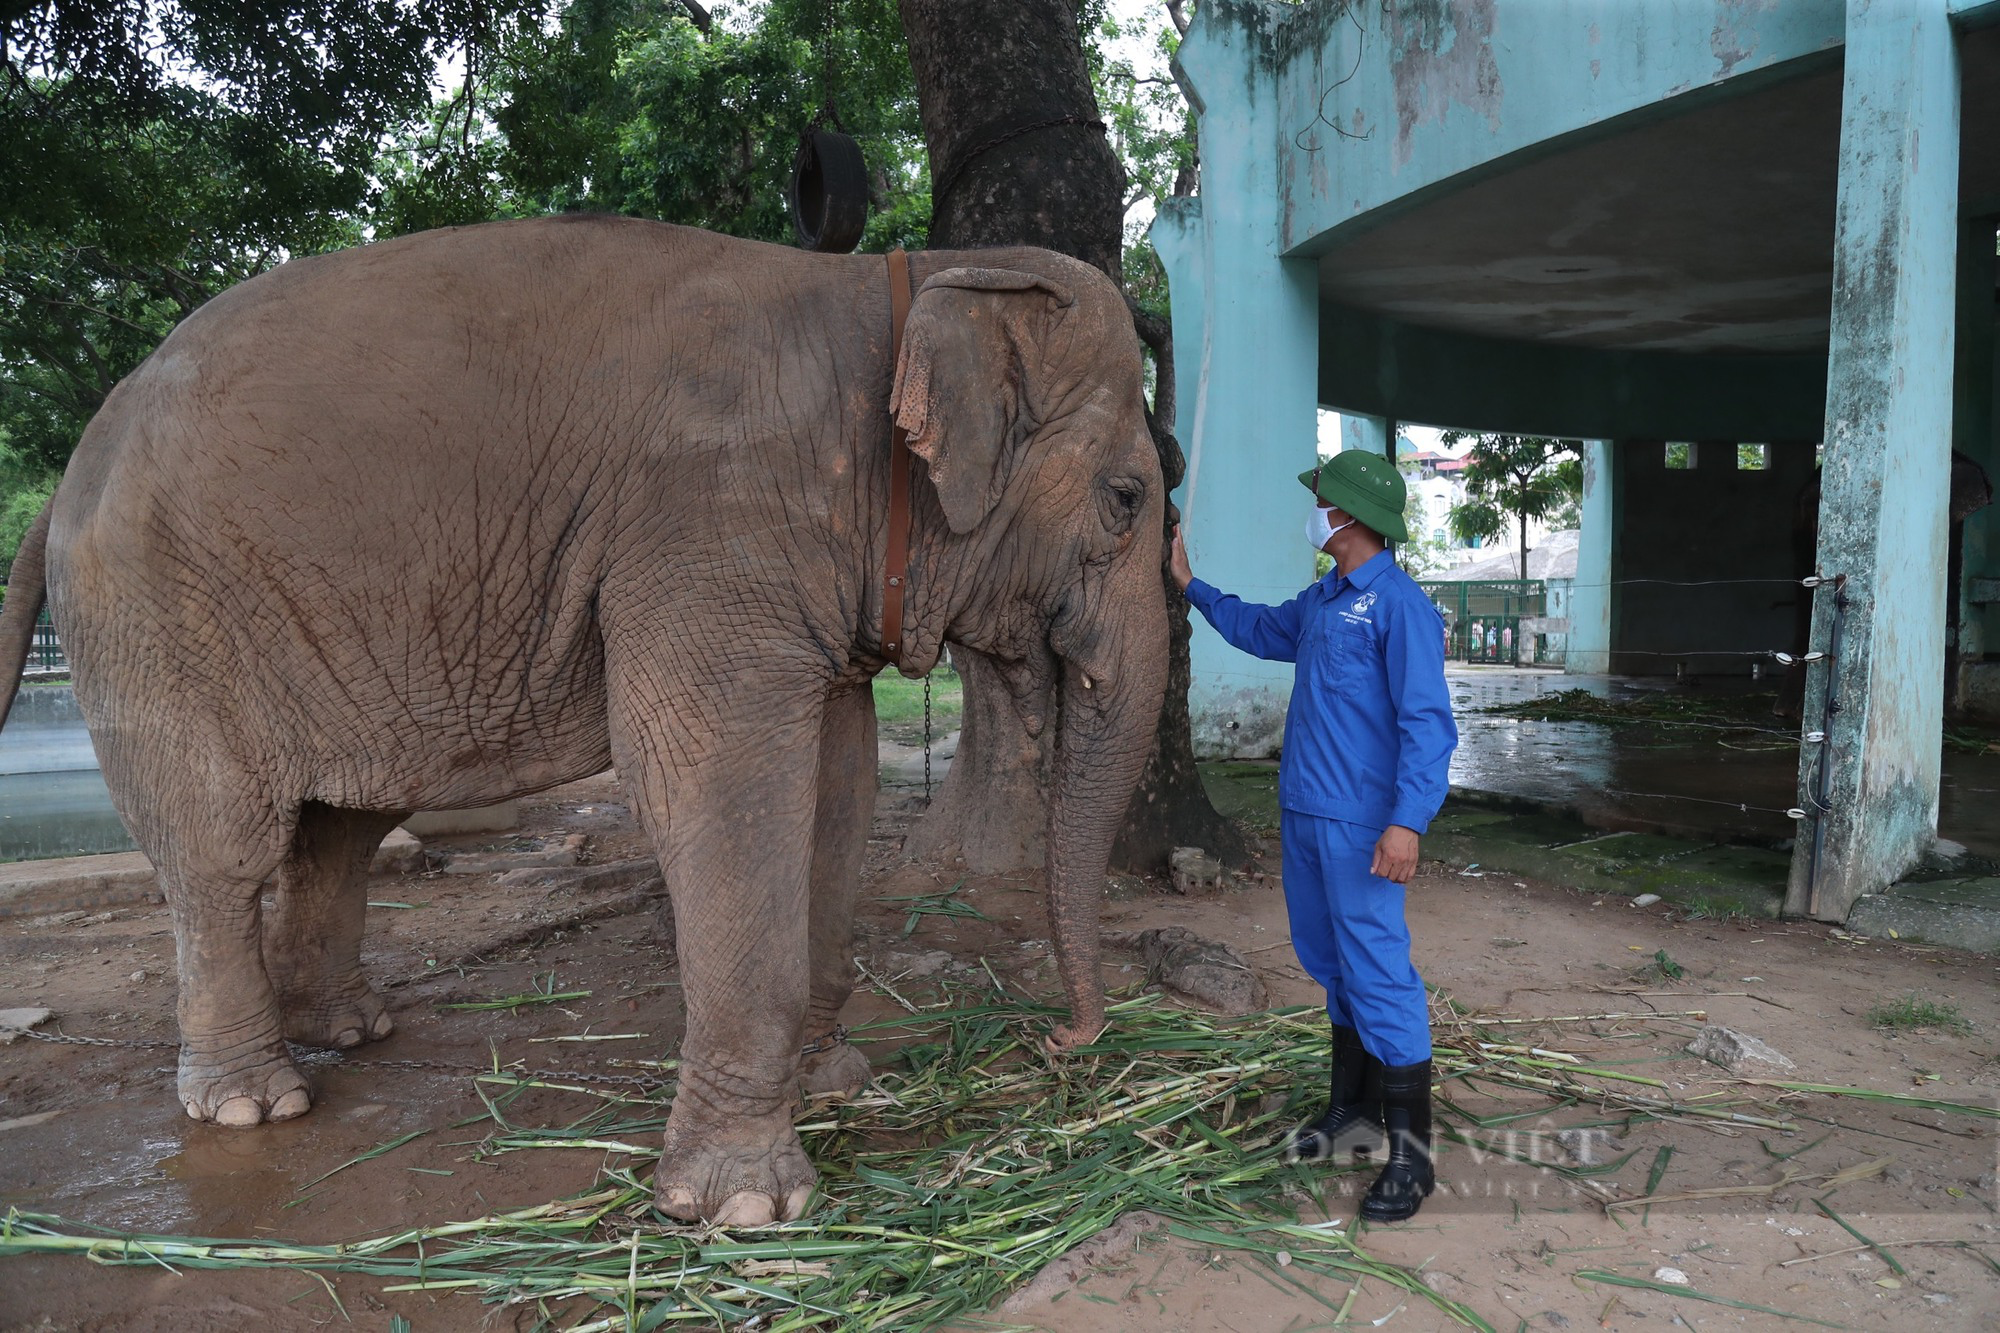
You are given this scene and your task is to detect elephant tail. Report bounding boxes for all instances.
[0,495,54,729]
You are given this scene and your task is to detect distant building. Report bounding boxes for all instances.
[1157,0,2000,922]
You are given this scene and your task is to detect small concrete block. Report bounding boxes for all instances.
[1631,893,1662,908]
[371,828,427,875]
[1687,1024,1795,1073]
[1169,846,1224,894]
[0,1007,54,1044]
[400,802,520,837]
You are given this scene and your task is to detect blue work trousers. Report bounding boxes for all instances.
[1279,809,1432,1067]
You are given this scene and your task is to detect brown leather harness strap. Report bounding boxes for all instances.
[881,249,915,670]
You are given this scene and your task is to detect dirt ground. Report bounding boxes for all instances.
[2,771,1997,1332]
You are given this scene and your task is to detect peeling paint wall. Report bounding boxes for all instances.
[1155,2,1322,760]
[1268,0,1846,254]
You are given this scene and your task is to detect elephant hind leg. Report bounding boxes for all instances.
[263,803,408,1050]
[134,793,307,1127]
[798,681,877,1101]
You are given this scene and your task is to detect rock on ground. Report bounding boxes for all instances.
[437,833,589,876]
[1687,1023,1795,1073]
[0,1007,53,1044]
[492,859,662,895]
[1170,846,1226,894]
[1103,926,1269,1015]
[371,828,428,875]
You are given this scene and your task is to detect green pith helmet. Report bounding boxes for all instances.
[1297,452,1410,543]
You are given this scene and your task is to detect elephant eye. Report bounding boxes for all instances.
[1101,478,1145,537]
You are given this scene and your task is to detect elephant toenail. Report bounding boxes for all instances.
[270,1089,312,1120]
[369,1013,394,1038]
[333,1027,363,1049]
[653,1186,700,1221]
[712,1192,777,1227]
[214,1097,263,1127]
[782,1184,814,1220]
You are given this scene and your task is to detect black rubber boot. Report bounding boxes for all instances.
[1359,1059,1435,1222]
[1286,1024,1385,1161]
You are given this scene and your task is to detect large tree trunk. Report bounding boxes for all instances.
[899,0,1244,875]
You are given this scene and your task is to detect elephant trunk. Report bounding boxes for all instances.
[1042,572,1168,1049]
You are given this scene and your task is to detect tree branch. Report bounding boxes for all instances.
[1126,293,1174,441]
[678,0,713,33]
[1165,0,1190,37]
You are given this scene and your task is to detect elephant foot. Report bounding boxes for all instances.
[651,1115,816,1225]
[798,1043,872,1101]
[179,1042,312,1126]
[1043,1018,1107,1055]
[277,976,394,1051]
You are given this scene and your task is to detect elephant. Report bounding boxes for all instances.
[0,215,1169,1225]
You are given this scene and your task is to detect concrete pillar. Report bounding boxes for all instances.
[1566,440,1614,673]
[1340,413,1396,463]
[1786,0,1961,921]
[1154,5,1320,760]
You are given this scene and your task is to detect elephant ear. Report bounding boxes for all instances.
[891,266,1076,534]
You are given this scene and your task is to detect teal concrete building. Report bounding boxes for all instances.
[1155,0,2000,922]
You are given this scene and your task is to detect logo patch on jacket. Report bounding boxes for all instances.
[1351,591,1377,615]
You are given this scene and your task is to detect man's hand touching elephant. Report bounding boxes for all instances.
[1169,524,1194,594]
[1372,826,1420,884]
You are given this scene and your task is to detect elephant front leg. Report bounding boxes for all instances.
[798,683,876,1101]
[618,678,824,1225]
[262,805,406,1050]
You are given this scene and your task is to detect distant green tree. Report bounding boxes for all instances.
[0,434,56,572]
[1442,432,1581,580]
[1,0,554,469]
[430,0,929,247]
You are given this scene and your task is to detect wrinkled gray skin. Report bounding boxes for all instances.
[0,217,1168,1225]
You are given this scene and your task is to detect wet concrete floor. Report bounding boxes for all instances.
[1446,666,2000,860]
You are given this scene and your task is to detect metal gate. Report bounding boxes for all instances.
[1418,579,1549,665]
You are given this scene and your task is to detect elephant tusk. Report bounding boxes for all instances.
[1079,674,1094,690]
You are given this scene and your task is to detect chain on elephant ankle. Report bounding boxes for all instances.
[799,1024,850,1056]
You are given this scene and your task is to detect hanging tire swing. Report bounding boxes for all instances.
[788,127,869,253]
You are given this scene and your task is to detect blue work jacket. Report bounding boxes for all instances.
[1186,550,1458,833]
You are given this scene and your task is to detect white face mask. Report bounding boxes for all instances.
[1306,505,1355,552]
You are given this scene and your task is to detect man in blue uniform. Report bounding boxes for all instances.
[1168,452,1457,1221]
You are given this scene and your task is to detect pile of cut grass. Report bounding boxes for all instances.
[5,987,1956,1331]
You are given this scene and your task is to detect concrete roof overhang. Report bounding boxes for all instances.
[1308,21,2000,439]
